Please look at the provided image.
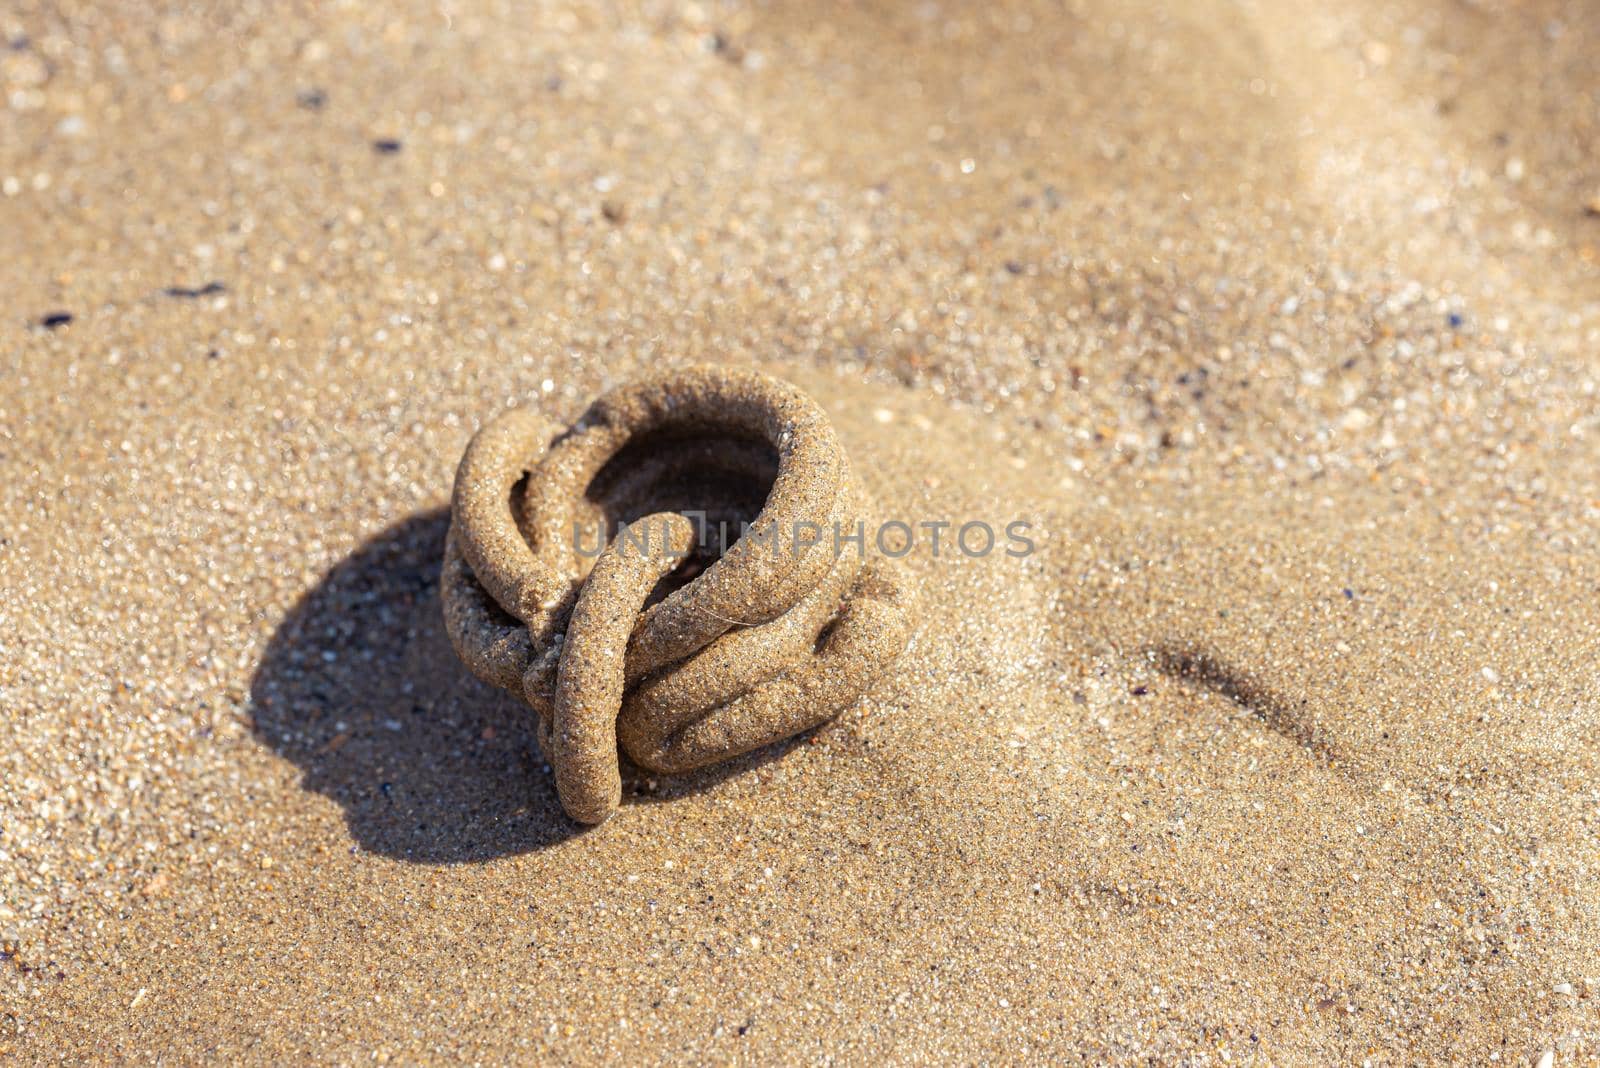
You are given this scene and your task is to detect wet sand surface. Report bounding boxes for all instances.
[3,0,1599,1061]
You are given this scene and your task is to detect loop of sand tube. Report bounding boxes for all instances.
[518,365,851,681]
[442,365,916,824]
[552,513,698,824]
[450,406,567,622]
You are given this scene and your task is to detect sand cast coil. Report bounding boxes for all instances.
[442,365,915,824]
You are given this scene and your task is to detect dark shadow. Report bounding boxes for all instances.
[248,508,815,861]
[1149,642,1344,766]
[249,508,575,861]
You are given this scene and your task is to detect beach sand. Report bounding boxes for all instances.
[4,0,1599,1061]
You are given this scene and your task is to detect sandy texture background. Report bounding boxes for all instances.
[4,0,1599,1061]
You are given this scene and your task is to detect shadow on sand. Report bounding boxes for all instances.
[249,508,810,862]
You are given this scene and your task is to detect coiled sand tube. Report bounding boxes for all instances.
[442,365,915,824]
